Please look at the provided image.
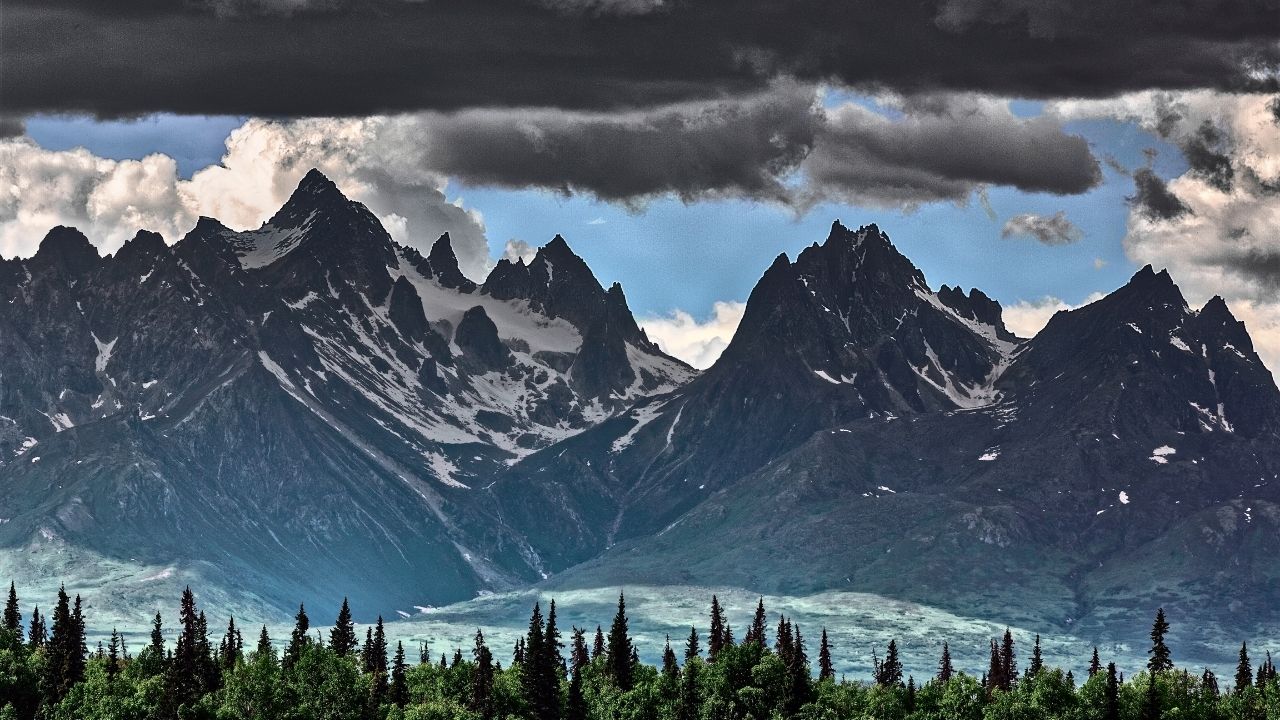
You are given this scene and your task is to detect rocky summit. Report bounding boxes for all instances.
[2,172,1278,660]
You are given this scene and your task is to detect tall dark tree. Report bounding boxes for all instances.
[1105,663,1121,720]
[986,640,1005,693]
[545,599,564,674]
[1236,642,1253,692]
[999,628,1017,688]
[329,598,357,657]
[1148,608,1173,674]
[938,641,954,683]
[662,635,679,679]
[390,641,408,708]
[746,597,767,646]
[1201,668,1220,698]
[569,626,589,672]
[818,628,835,682]
[283,603,309,671]
[678,655,700,720]
[592,626,605,659]
[875,639,903,687]
[566,664,587,720]
[44,585,84,702]
[708,595,726,661]
[775,615,794,666]
[220,615,244,671]
[1089,647,1103,677]
[3,582,20,640]
[28,606,46,649]
[107,629,121,680]
[471,629,496,720]
[684,627,700,663]
[606,591,634,691]
[512,636,526,666]
[1028,634,1043,677]
[521,602,559,720]
[256,625,274,661]
[1142,670,1162,720]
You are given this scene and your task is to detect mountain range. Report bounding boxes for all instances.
[2,170,1277,657]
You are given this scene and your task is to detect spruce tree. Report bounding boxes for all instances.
[256,625,274,662]
[513,636,525,665]
[1027,634,1043,677]
[1201,668,1219,698]
[471,629,495,720]
[747,597,767,646]
[545,599,564,674]
[283,603,309,671]
[1236,642,1253,692]
[606,591,634,690]
[3,582,20,640]
[986,640,1004,693]
[876,639,903,687]
[708,595,726,661]
[221,616,243,671]
[661,635,679,680]
[566,664,587,720]
[329,597,357,657]
[1148,608,1172,674]
[1089,647,1102,677]
[390,641,408,708]
[684,627,699,663]
[678,655,700,720]
[592,626,605,659]
[520,603,547,716]
[569,626,589,672]
[999,628,1016,688]
[775,615,794,666]
[44,585,83,702]
[107,629,121,680]
[906,676,916,712]
[818,628,835,681]
[938,641,953,683]
[369,616,389,704]
[1104,663,1121,720]
[28,606,45,649]
[1142,670,1162,720]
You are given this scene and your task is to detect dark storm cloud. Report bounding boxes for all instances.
[4,0,1279,118]
[1001,211,1084,245]
[799,95,1101,208]
[1181,121,1236,193]
[1130,168,1192,220]
[0,117,25,138]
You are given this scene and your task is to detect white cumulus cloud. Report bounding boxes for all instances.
[639,300,746,369]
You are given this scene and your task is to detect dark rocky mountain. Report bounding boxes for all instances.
[3,177,1279,656]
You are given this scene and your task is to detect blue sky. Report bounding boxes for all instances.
[23,110,1188,327]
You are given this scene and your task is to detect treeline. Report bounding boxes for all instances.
[0,582,1277,720]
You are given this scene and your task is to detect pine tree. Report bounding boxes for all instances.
[662,635,679,679]
[1105,663,1121,720]
[906,676,916,712]
[566,664,587,720]
[545,599,564,674]
[44,585,84,702]
[28,606,45,649]
[512,636,526,665]
[1089,647,1102,677]
[876,639,903,687]
[471,629,496,720]
[818,628,835,681]
[390,641,408,708]
[329,597,357,657]
[1201,668,1220,698]
[221,616,243,671]
[723,623,734,647]
[606,591,634,690]
[1028,634,1043,677]
[368,616,389,705]
[938,641,954,683]
[775,615,794,666]
[684,627,700,663]
[107,629,121,680]
[570,626,590,672]
[1236,642,1253,692]
[520,603,548,716]
[986,639,1005,693]
[747,597,767,646]
[283,603,309,671]
[1142,670,1162,720]
[788,624,812,711]
[708,595,726,661]
[999,628,1016,688]
[256,625,274,661]
[678,654,700,720]
[592,626,605,659]
[3,582,20,641]
[1148,608,1172,674]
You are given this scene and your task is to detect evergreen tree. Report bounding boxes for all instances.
[684,627,699,663]
[999,628,1017,688]
[28,606,45,649]
[1029,634,1043,676]
[512,636,525,665]
[1236,641,1253,692]
[592,626,604,659]
[1148,608,1172,674]
[283,603,309,671]
[545,599,564,674]
[107,628,121,680]
[3,582,20,640]
[221,615,243,671]
[329,597,357,657]
[368,616,389,705]
[938,641,954,683]
[606,591,634,690]
[875,639,903,687]
[986,639,1005,693]
[1142,670,1162,720]
[775,615,794,666]
[723,622,734,647]
[256,625,274,660]
[662,635,679,679]
[678,656,700,720]
[390,641,408,708]
[471,629,496,720]
[818,628,835,681]
[906,676,916,713]
[569,626,589,672]
[521,603,547,713]
[1089,647,1102,677]
[1201,668,1220,698]
[1105,663,1121,720]
[746,597,767,646]
[708,595,726,661]
[566,664,587,720]
[44,585,84,702]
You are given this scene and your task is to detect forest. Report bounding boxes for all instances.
[0,582,1276,720]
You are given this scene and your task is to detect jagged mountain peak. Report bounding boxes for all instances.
[29,225,100,274]
[113,229,169,264]
[426,232,477,292]
[265,168,376,232]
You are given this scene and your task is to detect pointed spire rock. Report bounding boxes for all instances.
[427,233,477,292]
[30,226,101,274]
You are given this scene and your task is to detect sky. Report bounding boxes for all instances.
[3,0,1280,369]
